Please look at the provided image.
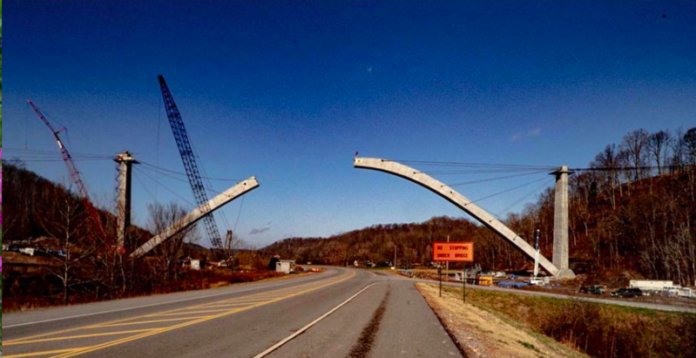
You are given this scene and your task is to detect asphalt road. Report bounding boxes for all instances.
[3,268,463,358]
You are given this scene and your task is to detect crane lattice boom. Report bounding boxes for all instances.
[157,75,223,250]
[27,99,108,242]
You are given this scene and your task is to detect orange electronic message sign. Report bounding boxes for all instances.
[432,242,474,262]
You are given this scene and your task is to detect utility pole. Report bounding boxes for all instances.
[114,151,138,252]
[533,229,540,279]
[551,166,576,279]
[225,230,235,270]
[393,245,397,270]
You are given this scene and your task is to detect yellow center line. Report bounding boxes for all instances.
[189,303,252,309]
[196,300,270,308]
[3,330,154,346]
[150,309,235,316]
[5,271,349,346]
[3,347,92,358]
[49,271,355,358]
[5,270,355,358]
[93,316,213,328]
[204,298,274,305]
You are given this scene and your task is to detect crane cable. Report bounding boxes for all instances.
[134,166,196,207]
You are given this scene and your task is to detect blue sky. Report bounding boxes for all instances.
[4,1,696,247]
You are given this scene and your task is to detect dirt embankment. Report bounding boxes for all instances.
[417,283,587,358]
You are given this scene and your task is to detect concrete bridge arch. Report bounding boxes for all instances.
[354,157,575,278]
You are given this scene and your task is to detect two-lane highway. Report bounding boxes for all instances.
[3,268,463,358]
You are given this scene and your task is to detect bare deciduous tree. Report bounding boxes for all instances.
[621,129,650,180]
[648,130,671,175]
[41,187,96,304]
[147,202,197,285]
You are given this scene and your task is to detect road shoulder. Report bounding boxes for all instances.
[416,283,588,358]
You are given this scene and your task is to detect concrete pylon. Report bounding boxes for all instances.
[114,151,138,251]
[551,166,575,279]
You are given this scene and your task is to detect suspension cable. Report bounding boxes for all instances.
[468,176,551,204]
[448,170,549,187]
[495,179,553,217]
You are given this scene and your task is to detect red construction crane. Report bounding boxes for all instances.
[27,99,109,243]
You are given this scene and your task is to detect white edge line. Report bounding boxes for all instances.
[4,269,339,329]
[252,283,380,358]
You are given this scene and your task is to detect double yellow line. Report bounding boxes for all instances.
[5,270,355,358]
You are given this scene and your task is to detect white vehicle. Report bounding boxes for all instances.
[658,286,694,298]
[679,288,694,298]
[19,247,36,256]
[530,278,546,286]
[662,287,681,298]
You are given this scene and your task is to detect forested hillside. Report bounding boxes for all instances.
[2,162,151,246]
[2,163,267,310]
[265,127,696,286]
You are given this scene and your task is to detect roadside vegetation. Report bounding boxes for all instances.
[420,283,696,358]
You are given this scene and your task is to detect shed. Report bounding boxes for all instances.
[276,259,296,274]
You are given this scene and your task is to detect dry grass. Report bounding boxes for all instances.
[418,283,588,358]
[427,284,696,358]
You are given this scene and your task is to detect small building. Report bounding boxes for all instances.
[181,257,201,270]
[276,259,296,274]
[190,259,201,271]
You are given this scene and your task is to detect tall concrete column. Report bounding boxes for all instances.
[552,166,575,279]
[114,151,138,252]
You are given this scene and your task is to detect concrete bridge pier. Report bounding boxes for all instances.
[552,166,576,279]
[114,151,138,251]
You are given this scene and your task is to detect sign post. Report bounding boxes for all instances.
[463,265,467,303]
[432,242,474,301]
[438,264,443,297]
[446,235,450,282]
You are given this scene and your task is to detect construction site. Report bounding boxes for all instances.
[3,2,696,358]
[3,75,268,310]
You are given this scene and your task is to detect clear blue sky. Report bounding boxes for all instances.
[4,1,696,247]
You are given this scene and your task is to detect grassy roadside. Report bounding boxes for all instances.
[418,283,587,358]
[418,283,696,358]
